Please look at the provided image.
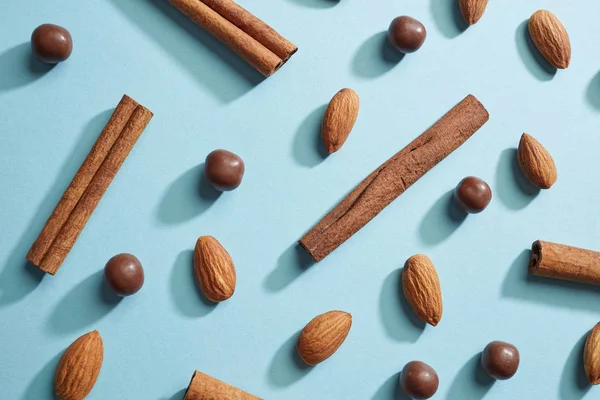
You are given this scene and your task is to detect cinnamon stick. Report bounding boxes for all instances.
[300,95,489,262]
[183,370,261,400]
[27,95,138,266]
[529,240,600,285]
[200,0,297,61]
[167,0,293,76]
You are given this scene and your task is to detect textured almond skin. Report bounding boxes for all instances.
[297,310,352,365]
[528,10,571,69]
[585,322,600,385]
[194,236,236,302]
[459,0,488,25]
[321,88,360,154]
[402,255,443,326]
[517,133,557,189]
[54,330,104,400]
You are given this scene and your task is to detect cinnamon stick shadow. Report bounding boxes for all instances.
[0,111,112,308]
[263,243,314,292]
[501,249,600,312]
[107,0,263,103]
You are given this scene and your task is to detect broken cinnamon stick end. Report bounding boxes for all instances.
[529,240,543,273]
[298,237,323,263]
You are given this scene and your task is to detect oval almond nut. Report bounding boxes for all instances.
[459,0,489,25]
[528,10,571,69]
[194,236,237,302]
[585,322,600,385]
[517,133,557,189]
[402,254,443,326]
[321,88,360,154]
[297,310,352,365]
[54,330,104,400]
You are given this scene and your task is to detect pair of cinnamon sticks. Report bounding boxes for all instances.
[167,0,297,77]
[27,95,153,275]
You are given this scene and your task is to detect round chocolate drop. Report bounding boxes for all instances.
[204,149,245,191]
[454,176,492,214]
[31,24,73,63]
[399,361,439,399]
[104,253,144,297]
[481,341,520,380]
[388,16,427,54]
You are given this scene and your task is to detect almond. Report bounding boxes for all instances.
[458,0,488,25]
[528,10,571,69]
[297,310,352,365]
[54,330,104,400]
[517,133,557,189]
[321,88,360,154]
[402,254,443,326]
[585,322,600,385]
[194,236,236,302]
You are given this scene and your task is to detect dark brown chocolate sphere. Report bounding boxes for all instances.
[104,254,144,297]
[204,149,245,191]
[399,361,439,399]
[454,176,492,213]
[388,16,427,54]
[31,24,73,63]
[481,341,520,380]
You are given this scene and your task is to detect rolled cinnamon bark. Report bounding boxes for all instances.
[529,240,600,285]
[300,95,489,262]
[201,0,297,61]
[167,0,285,76]
[183,370,261,400]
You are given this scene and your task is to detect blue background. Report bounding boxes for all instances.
[1,0,600,399]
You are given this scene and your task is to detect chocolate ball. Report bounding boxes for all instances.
[388,16,427,54]
[399,361,439,399]
[454,176,492,213]
[104,254,144,297]
[204,149,245,191]
[481,341,520,380]
[31,24,73,63]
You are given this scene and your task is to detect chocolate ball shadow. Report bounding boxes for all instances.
[515,20,557,81]
[0,43,54,92]
[351,32,404,79]
[446,354,494,400]
[418,190,467,245]
[263,243,314,292]
[156,163,222,225]
[371,372,406,400]
[266,330,313,388]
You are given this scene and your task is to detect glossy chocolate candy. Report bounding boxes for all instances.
[31,24,73,63]
[104,253,144,297]
[454,176,492,213]
[204,149,245,191]
[399,361,439,399]
[388,16,427,54]
[481,341,520,380]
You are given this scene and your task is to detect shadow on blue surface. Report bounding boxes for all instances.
[21,350,61,400]
[263,243,314,292]
[418,190,467,245]
[351,32,404,79]
[47,270,121,334]
[0,111,113,309]
[108,0,263,103]
[159,388,187,400]
[0,43,55,92]
[283,0,338,8]
[291,104,328,168]
[156,163,221,225]
[170,249,217,317]
[371,372,407,400]
[446,353,494,400]
[267,330,312,388]
[502,249,600,312]
[379,269,425,343]
[586,71,600,111]
[430,0,468,39]
[514,20,557,81]
[495,148,539,210]
[559,331,590,400]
